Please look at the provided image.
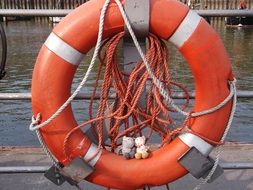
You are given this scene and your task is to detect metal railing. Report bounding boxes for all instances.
[0,91,253,100]
[0,9,252,17]
[0,161,253,174]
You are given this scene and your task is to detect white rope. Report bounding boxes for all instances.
[193,79,237,190]
[191,80,235,117]
[114,0,188,116]
[36,130,61,169]
[29,0,111,131]
[30,115,60,168]
[114,0,234,119]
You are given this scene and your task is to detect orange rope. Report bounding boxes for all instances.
[63,32,191,161]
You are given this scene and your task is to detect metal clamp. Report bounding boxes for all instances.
[44,157,94,186]
[60,157,94,183]
[44,165,66,186]
[179,147,224,182]
[123,0,150,69]
[124,0,150,38]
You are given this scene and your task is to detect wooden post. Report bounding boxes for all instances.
[68,0,70,9]
[30,0,35,9]
[46,0,49,9]
[17,0,20,9]
[200,0,204,9]
[8,0,10,9]
[60,0,64,9]
[51,0,54,9]
[4,0,6,8]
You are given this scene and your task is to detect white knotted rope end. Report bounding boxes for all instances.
[29,113,41,131]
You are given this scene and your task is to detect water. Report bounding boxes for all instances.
[0,20,252,145]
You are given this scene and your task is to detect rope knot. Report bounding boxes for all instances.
[29,113,41,131]
[229,77,237,85]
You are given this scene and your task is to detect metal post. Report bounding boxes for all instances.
[123,0,150,109]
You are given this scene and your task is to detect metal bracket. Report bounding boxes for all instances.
[44,165,66,186]
[44,158,94,186]
[60,157,94,184]
[179,147,224,181]
[124,0,150,38]
[202,157,224,183]
[123,0,150,71]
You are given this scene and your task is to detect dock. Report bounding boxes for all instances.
[1,144,253,189]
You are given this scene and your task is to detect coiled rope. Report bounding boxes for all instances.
[62,32,190,160]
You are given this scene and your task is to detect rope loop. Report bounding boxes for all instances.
[29,113,41,131]
[29,0,111,132]
[191,79,236,118]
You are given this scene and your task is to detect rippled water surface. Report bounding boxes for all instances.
[0,20,253,145]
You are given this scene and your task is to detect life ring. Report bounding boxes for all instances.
[32,0,233,189]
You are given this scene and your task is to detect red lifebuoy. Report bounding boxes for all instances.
[32,0,233,189]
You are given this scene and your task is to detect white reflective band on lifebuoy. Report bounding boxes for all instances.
[169,10,201,48]
[44,32,84,66]
[178,133,213,156]
[83,143,102,167]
